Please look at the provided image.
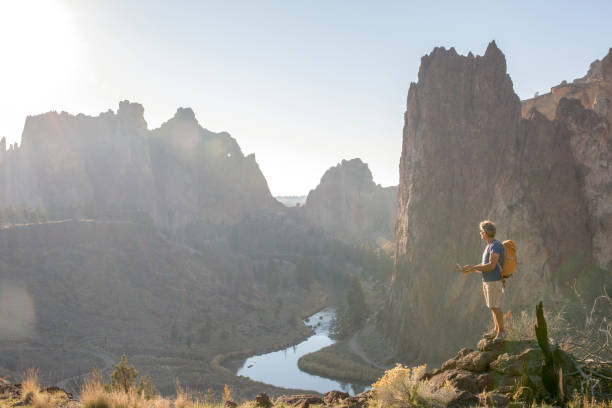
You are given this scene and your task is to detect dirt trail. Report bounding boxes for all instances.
[56,349,115,394]
[348,330,386,370]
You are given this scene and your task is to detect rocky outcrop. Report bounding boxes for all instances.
[422,338,584,407]
[299,158,397,243]
[382,42,611,362]
[275,390,372,408]
[521,49,612,121]
[0,101,282,230]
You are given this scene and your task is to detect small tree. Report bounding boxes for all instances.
[331,276,369,339]
[204,388,216,404]
[136,373,158,399]
[110,354,138,393]
[296,256,315,289]
[223,384,232,402]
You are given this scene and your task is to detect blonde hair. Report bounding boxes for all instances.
[479,220,496,238]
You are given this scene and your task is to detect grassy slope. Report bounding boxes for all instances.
[0,220,324,399]
[297,341,383,384]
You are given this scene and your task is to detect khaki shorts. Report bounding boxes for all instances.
[482,280,503,309]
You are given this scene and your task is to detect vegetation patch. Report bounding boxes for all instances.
[297,341,383,384]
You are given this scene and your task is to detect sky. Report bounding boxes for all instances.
[1,1,611,196]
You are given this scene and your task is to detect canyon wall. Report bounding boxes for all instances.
[0,101,282,230]
[300,158,397,244]
[382,43,611,362]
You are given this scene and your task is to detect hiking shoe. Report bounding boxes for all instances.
[493,331,506,341]
[483,330,497,339]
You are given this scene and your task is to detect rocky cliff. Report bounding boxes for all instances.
[299,158,397,243]
[522,49,612,270]
[382,42,611,362]
[0,101,282,230]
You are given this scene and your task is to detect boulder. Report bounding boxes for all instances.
[455,350,496,372]
[477,339,535,354]
[441,348,475,370]
[490,348,544,376]
[429,369,481,395]
[323,390,349,405]
[275,394,323,407]
[476,371,520,391]
[254,393,271,407]
[446,390,479,408]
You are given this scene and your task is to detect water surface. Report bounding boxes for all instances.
[236,308,368,394]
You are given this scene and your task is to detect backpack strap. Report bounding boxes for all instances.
[491,240,505,288]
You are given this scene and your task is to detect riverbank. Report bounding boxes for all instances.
[218,289,328,375]
[231,308,373,394]
[297,341,383,384]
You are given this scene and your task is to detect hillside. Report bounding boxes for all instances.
[0,220,323,397]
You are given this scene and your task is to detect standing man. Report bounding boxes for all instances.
[462,220,505,341]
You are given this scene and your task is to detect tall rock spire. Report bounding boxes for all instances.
[381,43,601,362]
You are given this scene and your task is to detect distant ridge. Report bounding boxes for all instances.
[298,158,397,244]
[0,101,282,231]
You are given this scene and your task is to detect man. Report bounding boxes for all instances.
[462,220,505,341]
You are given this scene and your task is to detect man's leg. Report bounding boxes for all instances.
[491,307,504,333]
[489,308,499,332]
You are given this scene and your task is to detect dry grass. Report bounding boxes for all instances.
[21,369,40,403]
[31,391,54,408]
[371,364,455,408]
[81,378,229,408]
[503,308,567,341]
[566,393,612,408]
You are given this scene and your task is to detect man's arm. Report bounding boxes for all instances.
[462,251,499,273]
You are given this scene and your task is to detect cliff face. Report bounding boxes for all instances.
[300,158,397,243]
[522,49,612,269]
[383,43,610,362]
[0,102,281,230]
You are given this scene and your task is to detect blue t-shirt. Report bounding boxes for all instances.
[482,240,503,282]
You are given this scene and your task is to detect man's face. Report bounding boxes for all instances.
[480,229,487,241]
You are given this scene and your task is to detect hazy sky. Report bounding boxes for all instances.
[1,1,611,195]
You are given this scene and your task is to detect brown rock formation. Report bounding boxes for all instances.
[420,337,587,406]
[299,158,397,243]
[149,107,282,229]
[0,102,281,229]
[522,50,612,269]
[382,42,610,362]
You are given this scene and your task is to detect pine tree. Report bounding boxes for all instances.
[205,388,216,404]
[331,276,369,339]
[110,355,138,393]
[136,373,158,399]
[346,276,369,329]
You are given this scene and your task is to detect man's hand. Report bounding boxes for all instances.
[456,264,475,273]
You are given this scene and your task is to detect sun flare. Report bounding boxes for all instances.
[0,0,80,108]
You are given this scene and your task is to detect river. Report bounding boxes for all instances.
[236,308,369,395]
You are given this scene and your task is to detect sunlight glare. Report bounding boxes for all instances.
[0,0,80,138]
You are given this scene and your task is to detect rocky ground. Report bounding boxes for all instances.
[3,334,610,408]
[421,337,611,407]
